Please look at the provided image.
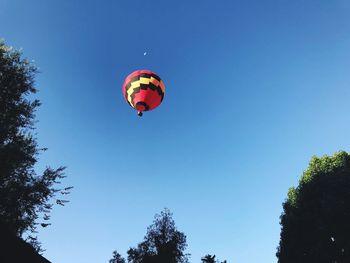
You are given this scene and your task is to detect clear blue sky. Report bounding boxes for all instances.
[1,0,350,262]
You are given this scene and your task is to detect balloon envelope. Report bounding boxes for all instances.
[122,70,165,114]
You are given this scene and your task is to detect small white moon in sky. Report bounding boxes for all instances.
[143,52,147,56]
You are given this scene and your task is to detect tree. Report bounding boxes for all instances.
[201,254,216,263]
[0,40,71,250]
[127,208,189,263]
[110,251,126,263]
[201,254,227,263]
[277,151,350,263]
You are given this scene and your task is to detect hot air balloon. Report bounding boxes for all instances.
[122,70,165,116]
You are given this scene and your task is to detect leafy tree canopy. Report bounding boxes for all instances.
[0,40,71,249]
[126,208,189,263]
[110,251,126,263]
[277,151,350,263]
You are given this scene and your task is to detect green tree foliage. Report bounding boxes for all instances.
[127,208,189,263]
[277,151,350,262]
[0,40,71,249]
[110,251,126,263]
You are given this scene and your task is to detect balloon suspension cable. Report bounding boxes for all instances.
[138,111,143,117]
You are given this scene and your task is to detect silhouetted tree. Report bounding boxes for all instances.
[277,151,350,263]
[201,254,216,263]
[110,251,126,263]
[0,40,71,250]
[201,254,227,263]
[127,208,189,263]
